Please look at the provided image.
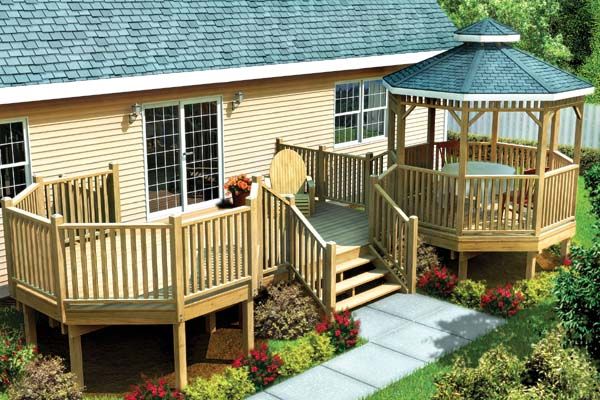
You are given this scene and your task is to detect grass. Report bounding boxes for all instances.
[366,302,558,400]
[574,176,598,247]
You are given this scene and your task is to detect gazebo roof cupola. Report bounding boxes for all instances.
[454,18,520,43]
[383,18,595,102]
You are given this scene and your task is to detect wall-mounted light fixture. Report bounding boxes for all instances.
[232,91,244,110]
[129,103,142,124]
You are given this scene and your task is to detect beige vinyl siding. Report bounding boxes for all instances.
[0,65,444,290]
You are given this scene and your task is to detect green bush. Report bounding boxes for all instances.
[0,326,36,390]
[433,345,524,400]
[255,281,321,340]
[514,272,558,307]
[185,367,255,400]
[584,163,600,218]
[8,356,82,400]
[304,331,335,363]
[521,329,600,399]
[276,332,336,377]
[450,279,486,309]
[554,243,600,359]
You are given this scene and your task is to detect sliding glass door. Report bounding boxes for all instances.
[143,97,222,217]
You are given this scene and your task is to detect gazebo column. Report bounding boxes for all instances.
[528,108,550,279]
[387,95,398,159]
[396,102,406,165]
[548,110,561,169]
[456,103,470,280]
[427,108,436,169]
[490,103,500,162]
[572,103,585,165]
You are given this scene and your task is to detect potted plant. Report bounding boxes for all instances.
[225,174,252,207]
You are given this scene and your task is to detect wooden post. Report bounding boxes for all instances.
[317,145,327,202]
[456,103,470,234]
[323,241,337,316]
[242,296,254,354]
[396,102,407,165]
[247,178,262,291]
[458,252,469,280]
[275,138,283,153]
[170,215,184,320]
[172,321,187,390]
[526,251,538,279]
[406,216,418,293]
[1,197,15,298]
[68,326,84,389]
[33,176,45,216]
[560,239,571,261]
[51,214,67,323]
[549,110,561,169]
[205,313,217,334]
[368,176,378,240]
[427,108,436,169]
[387,107,397,164]
[22,305,37,346]
[573,103,584,165]
[363,152,373,207]
[108,163,121,222]
[285,195,295,264]
[533,109,550,235]
[490,106,500,163]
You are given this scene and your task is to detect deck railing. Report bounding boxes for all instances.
[275,139,389,206]
[542,165,579,229]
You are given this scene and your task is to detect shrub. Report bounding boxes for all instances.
[554,243,600,359]
[254,281,320,340]
[584,163,600,218]
[304,331,335,363]
[417,266,458,298]
[232,343,283,388]
[315,310,360,353]
[450,279,486,309]
[481,284,525,317]
[514,272,557,307]
[417,236,440,276]
[433,345,524,400]
[0,326,37,390]
[185,367,255,400]
[276,332,336,377]
[521,329,600,399]
[8,356,82,400]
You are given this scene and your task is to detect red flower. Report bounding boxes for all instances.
[563,257,572,266]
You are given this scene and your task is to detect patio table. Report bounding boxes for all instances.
[441,161,516,201]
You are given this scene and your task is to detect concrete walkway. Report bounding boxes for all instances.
[249,293,504,400]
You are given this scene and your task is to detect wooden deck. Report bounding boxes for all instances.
[307,202,369,253]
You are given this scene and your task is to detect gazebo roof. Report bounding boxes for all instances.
[383,18,595,102]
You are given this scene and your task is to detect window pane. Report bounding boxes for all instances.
[363,109,386,139]
[335,82,360,114]
[0,165,27,198]
[335,114,358,144]
[0,121,28,200]
[363,79,387,110]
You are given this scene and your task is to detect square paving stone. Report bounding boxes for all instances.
[247,392,280,400]
[415,305,505,340]
[352,307,411,340]
[368,293,450,321]
[266,365,375,400]
[372,321,470,362]
[324,342,425,388]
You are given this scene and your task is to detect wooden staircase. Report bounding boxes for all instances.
[333,245,403,312]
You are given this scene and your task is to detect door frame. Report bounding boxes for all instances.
[141,96,224,220]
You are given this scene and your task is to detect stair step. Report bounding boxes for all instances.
[336,254,376,274]
[336,268,388,295]
[335,283,402,312]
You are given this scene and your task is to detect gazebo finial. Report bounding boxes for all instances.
[454,18,520,43]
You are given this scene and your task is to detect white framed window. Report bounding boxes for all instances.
[0,119,31,201]
[334,79,388,145]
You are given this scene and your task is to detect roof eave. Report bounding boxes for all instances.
[0,50,448,106]
[382,82,595,102]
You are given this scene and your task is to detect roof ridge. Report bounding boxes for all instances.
[499,47,554,93]
[461,44,484,93]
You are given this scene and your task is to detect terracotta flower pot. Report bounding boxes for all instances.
[232,192,249,207]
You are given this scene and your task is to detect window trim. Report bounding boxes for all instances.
[0,117,32,201]
[333,77,389,148]
[141,96,224,221]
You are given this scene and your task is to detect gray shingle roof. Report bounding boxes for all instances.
[455,18,519,36]
[0,0,457,89]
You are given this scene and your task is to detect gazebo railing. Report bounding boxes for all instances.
[541,164,579,229]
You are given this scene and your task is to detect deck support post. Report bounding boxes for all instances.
[172,322,187,390]
[560,239,571,261]
[22,305,37,346]
[458,252,469,280]
[242,296,254,354]
[205,313,217,334]
[68,326,84,389]
[526,251,539,279]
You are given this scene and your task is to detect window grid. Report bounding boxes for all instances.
[334,79,388,145]
[0,121,29,200]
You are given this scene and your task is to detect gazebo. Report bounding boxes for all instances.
[382,19,595,279]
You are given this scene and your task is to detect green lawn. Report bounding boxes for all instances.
[366,302,558,400]
[574,176,598,247]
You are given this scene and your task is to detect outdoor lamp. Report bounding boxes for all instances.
[232,91,244,110]
[129,103,142,123]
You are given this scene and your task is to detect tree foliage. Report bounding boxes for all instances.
[579,0,600,103]
[438,0,572,68]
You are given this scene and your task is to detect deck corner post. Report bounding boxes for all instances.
[172,321,187,390]
[323,241,337,316]
[242,296,254,354]
[247,178,262,291]
[317,145,327,202]
[1,197,16,298]
[67,326,84,389]
[33,176,45,215]
[406,216,419,293]
[458,252,469,281]
[22,305,37,346]
[50,214,67,322]
[108,162,121,223]
[363,152,374,207]
[526,251,539,280]
[169,215,185,320]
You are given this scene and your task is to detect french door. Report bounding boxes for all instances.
[143,97,223,217]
